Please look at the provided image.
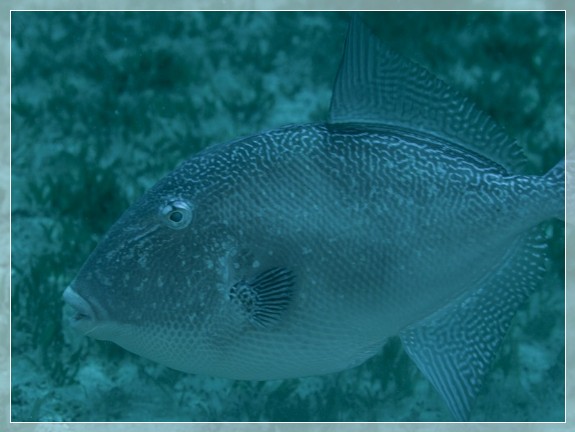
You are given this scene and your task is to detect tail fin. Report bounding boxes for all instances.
[544,159,565,221]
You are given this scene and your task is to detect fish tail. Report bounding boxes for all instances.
[544,158,565,221]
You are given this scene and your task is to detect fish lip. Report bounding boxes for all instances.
[63,286,98,333]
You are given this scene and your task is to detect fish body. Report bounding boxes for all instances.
[63,16,564,420]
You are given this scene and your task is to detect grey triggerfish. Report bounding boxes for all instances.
[63,16,564,421]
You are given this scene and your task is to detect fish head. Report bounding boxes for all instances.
[62,159,252,370]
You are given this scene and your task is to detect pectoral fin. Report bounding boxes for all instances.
[229,267,295,329]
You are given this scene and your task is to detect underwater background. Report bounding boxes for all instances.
[10,11,564,422]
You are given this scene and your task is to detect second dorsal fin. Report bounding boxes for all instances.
[329,15,528,173]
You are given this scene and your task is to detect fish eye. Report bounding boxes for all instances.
[160,200,193,230]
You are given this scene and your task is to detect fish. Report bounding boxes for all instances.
[63,15,564,421]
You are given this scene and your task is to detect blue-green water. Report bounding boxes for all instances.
[11,11,564,422]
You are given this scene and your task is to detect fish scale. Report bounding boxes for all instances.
[63,15,564,421]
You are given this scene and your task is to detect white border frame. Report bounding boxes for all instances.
[1,1,571,431]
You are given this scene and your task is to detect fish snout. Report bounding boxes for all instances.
[63,286,98,335]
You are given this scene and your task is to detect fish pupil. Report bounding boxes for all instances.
[169,211,183,222]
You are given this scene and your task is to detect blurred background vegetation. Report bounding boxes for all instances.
[11,11,564,421]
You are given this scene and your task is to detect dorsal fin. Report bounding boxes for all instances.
[329,15,528,173]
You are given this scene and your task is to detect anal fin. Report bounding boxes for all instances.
[399,226,550,421]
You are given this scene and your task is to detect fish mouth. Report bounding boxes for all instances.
[63,286,99,335]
